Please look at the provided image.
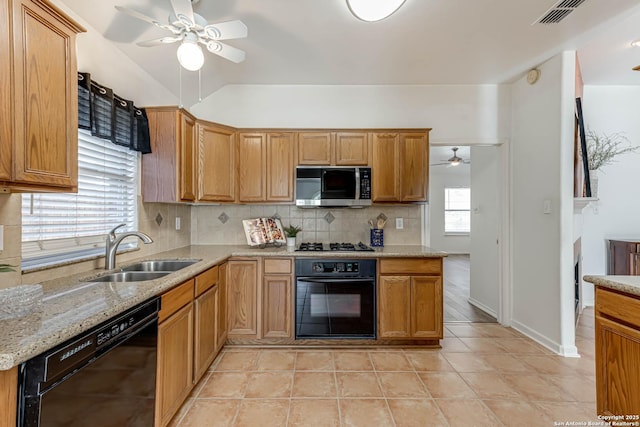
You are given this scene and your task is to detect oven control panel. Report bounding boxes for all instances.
[312,261,359,273]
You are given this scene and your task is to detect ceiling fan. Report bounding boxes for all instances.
[115,0,247,71]
[431,147,470,167]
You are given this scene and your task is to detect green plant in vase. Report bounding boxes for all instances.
[283,225,302,248]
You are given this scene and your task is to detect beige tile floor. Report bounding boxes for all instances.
[169,308,597,427]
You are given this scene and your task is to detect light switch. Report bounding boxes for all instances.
[175,217,181,231]
[543,199,551,214]
[395,218,403,229]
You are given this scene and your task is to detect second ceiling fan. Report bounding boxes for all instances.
[431,147,470,167]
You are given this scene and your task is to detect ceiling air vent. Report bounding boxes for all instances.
[534,0,588,24]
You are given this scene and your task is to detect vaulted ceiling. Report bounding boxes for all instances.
[58,0,640,101]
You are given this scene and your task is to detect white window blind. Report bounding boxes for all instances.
[444,187,471,233]
[22,130,138,269]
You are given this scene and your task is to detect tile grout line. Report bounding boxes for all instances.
[368,351,398,427]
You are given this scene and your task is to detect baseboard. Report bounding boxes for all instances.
[467,297,498,318]
[510,319,579,357]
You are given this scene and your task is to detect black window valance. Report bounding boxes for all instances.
[78,72,151,154]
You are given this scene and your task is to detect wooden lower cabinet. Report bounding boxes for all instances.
[156,301,194,427]
[217,263,228,352]
[262,258,293,338]
[193,285,218,381]
[0,367,17,427]
[595,287,640,416]
[378,258,443,340]
[227,259,259,338]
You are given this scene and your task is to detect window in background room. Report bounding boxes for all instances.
[444,187,470,233]
[21,129,138,270]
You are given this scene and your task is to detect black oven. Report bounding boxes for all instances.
[18,297,160,427]
[295,259,376,339]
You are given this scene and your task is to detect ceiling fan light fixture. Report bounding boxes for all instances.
[631,39,640,48]
[177,34,204,71]
[346,0,406,22]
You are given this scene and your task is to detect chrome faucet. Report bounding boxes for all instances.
[105,224,153,270]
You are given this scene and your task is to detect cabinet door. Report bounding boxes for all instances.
[411,276,442,338]
[297,132,333,165]
[178,112,196,201]
[0,0,10,181]
[227,260,259,337]
[156,302,194,427]
[400,133,428,202]
[335,132,369,165]
[197,122,236,202]
[194,286,217,381]
[378,275,411,338]
[238,133,266,202]
[143,109,178,203]
[372,133,400,202]
[217,263,228,352]
[11,0,79,188]
[595,316,640,416]
[263,275,292,338]
[266,133,294,202]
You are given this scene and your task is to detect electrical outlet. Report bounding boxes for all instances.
[175,217,181,231]
[395,217,404,229]
[543,199,552,214]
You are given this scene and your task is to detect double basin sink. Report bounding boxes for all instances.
[90,260,200,283]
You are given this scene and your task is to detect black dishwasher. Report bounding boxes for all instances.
[18,297,160,427]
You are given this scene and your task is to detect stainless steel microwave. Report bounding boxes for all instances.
[295,166,372,208]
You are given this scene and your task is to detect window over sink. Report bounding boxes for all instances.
[21,130,138,270]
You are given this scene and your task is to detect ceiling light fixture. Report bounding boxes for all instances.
[176,33,204,71]
[631,39,640,48]
[346,0,407,22]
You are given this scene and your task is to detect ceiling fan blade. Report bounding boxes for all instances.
[203,20,248,40]
[115,6,174,32]
[206,41,246,63]
[169,0,196,27]
[430,162,451,166]
[137,35,183,47]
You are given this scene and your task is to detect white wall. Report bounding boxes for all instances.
[52,0,178,106]
[580,86,640,305]
[191,85,511,143]
[429,165,471,254]
[510,52,578,356]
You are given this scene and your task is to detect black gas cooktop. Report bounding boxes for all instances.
[296,242,375,252]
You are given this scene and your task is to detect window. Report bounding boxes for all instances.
[21,130,138,269]
[444,187,470,233]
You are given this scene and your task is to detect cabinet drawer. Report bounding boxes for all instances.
[160,279,195,323]
[264,258,292,274]
[596,287,640,327]
[195,265,219,297]
[379,258,442,275]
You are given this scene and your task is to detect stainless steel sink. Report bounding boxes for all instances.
[90,271,170,283]
[121,259,200,272]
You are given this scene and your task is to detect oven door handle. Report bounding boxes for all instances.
[297,278,374,284]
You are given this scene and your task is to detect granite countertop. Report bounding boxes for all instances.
[0,244,446,370]
[583,275,640,298]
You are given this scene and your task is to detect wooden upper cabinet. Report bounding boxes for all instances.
[266,133,295,202]
[196,121,236,202]
[371,133,401,202]
[238,132,294,203]
[179,113,196,201]
[143,108,196,202]
[238,133,267,202]
[372,131,430,202]
[297,132,333,165]
[400,133,429,201]
[335,132,369,165]
[1,0,84,191]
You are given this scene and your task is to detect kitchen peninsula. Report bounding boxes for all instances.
[583,275,640,417]
[0,244,446,427]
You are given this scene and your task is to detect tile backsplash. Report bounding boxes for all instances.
[191,205,423,246]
